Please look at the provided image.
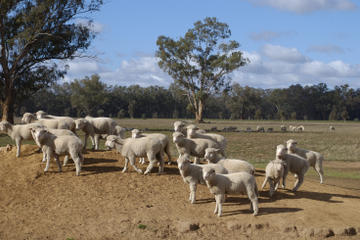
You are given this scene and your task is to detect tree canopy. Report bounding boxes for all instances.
[156,17,248,122]
[0,0,103,123]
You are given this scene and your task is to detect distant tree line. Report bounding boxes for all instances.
[13,74,360,121]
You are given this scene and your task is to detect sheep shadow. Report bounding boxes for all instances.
[81,165,123,175]
[259,189,360,203]
[83,157,118,165]
[195,198,215,204]
[220,207,303,217]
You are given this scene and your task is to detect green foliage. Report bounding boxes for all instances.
[156,17,248,122]
[138,224,147,229]
[0,0,103,122]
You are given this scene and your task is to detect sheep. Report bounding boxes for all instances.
[203,166,259,217]
[286,139,324,184]
[75,116,121,150]
[30,125,78,165]
[266,128,273,132]
[329,126,335,131]
[204,148,255,175]
[35,110,76,132]
[21,112,74,131]
[177,154,228,204]
[261,159,286,197]
[0,121,43,157]
[280,125,287,132]
[172,132,222,164]
[296,125,305,132]
[289,125,296,132]
[30,127,83,176]
[256,126,265,132]
[105,135,164,175]
[276,144,309,191]
[186,124,227,156]
[131,129,172,165]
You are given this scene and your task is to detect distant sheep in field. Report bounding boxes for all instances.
[266,128,273,132]
[280,125,287,132]
[256,126,265,132]
[329,126,335,131]
[296,125,305,132]
[286,139,324,184]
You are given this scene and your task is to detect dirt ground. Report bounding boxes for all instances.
[1,145,360,240]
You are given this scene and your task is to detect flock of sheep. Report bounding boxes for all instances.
[0,113,325,217]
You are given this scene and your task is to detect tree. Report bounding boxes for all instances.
[0,0,102,123]
[156,17,248,122]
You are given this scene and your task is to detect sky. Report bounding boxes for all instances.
[62,0,360,89]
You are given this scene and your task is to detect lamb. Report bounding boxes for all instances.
[177,154,228,204]
[75,116,121,150]
[256,126,265,132]
[131,129,172,165]
[329,126,335,131]
[35,110,76,132]
[21,112,74,131]
[286,139,324,184]
[105,135,164,175]
[186,124,227,156]
[30,127,83,176]
[172,132,222,164]
[204,148,255,175]
[276,144,309,191]
[0,121,43,157]
[261,159,286,197]
[203,166,259,217]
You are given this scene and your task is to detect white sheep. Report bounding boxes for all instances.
[30,127,83,176]
[276,144,309,191]
[35,110,76,132]
[289,125,296,132]
[203,166,259,217]
[280,125,287,132]
[256,126,265,132]
[172,132,222,164]
[21,112,73,131]
[261,159,286,197]
[186,124,227,156]
[204,148,255,175]
[105,135,164,175]
[286,139,324,184]
[131,129,172,165]
[296,125,305,132]
[329,125,335,131]
[177,154,228,204]
[75,116,121,150]
[173,120,187,135]
[0,121,43,157]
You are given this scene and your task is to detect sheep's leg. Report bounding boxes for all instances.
[269,179,275,197]
[15,138,21,157]
[315,161,324,184]
[129,156,143,174]
[63,155,69,166]
[189,183,197,204]
[144,160,155,175]
[194,157,200,164]
[94,135,100,150]
[261,177,268,190]
[282,168,289,189]
[54,155,62,173]
[156,152,164,173]
[83,134,88,150]
[215,194,224,217]
[73,157,81,176]
[274,180,280,191]
[139,158,146,164]
[246,185,259,215]
[44,152,51,172]
[42,150,47,162]
[292,174,304,192]
[122,157,129,173]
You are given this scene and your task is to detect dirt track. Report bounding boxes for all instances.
[1,145,360,239]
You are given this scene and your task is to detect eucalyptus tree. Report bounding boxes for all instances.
[156,17,248,122]
[0,0,102,122]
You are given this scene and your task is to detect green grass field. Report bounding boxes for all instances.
[2,118,360,181]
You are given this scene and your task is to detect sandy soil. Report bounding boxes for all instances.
[1,145,360,240]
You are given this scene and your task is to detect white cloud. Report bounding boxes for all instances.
[249,31,295,41]
[262,44,308,63]
[307,44,345,54]
[248,0,357,13]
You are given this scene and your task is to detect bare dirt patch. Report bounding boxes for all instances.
[1,145,360,239]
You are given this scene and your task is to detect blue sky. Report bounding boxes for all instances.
[63,0,360,89]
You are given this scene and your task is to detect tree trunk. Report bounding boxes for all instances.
[1,88,15,124]
[195,99,204,123]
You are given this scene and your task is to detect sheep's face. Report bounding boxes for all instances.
[31,128,47,144]
[276,144,287,160]
[172,132,184,143]
[204,148,220,161]
[177,156,190,171]
[75,119,86,130]
[36,110,46,119]
[131,129,140,139]
[174,121,185,132]
[105,139,115,149]
[21,113,35,123]
[0,122,7,132]
[203,168,215,181]
[286,140,297,153]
